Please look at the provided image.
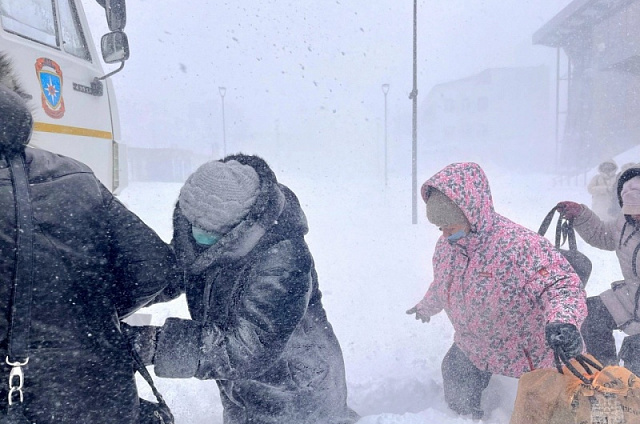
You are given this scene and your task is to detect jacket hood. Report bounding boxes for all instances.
[617,167,640,224]
[598,159,617,173]
[421,162,495,233]
[0,83,32,158]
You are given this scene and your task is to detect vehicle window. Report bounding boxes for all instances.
[57,0,91,61]
[0,0,57,47]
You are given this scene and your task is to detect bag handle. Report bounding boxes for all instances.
[553,348,603,385]
[5,153,35,407]
[538,206,578,252]
[129,344,170,410]
[7,153,34,362]
[537,207,557,239]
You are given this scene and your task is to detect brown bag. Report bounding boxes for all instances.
[510,354,640,424]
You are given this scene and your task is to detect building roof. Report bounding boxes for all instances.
[533,0,635,47]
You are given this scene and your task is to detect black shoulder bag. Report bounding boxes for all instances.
[1,153,35,424]
[538,206,592,288]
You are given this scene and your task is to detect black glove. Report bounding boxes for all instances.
[121,322,161,366]
[545,322,583,358]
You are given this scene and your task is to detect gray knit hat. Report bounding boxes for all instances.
[622,176,640,215]
[179,160,261,234]
[425,188,468,228]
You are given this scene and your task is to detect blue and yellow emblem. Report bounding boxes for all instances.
[35,57,65,119]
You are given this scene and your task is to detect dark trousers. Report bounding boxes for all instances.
[620,333,640,376]
[441,343,492,418]
[581,295,640,375]
[581,296,618,366]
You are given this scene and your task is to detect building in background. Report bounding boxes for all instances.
[420,66,554,172]
[534,0,640,175]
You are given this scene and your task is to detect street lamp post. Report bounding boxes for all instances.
[218,86,227,157]
[382,83,390,186]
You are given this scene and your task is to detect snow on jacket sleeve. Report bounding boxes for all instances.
[155,239,313,380]
[514,236,586,327]
[142,240,185,307]
[415,238,454,318]
[101,184,179,317]
[573,205,618,251]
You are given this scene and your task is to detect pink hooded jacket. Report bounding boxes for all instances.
[415,163,586,377]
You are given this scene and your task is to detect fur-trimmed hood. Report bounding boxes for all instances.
[174,154,309,274]
[0,53,33,157]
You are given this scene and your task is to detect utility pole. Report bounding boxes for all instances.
[219,86,227,157]
[409,0,418,224]
[555,47,560,175]
[382,83,390,186]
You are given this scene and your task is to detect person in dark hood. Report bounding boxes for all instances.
[125,155,359,424]
[559,166,640,375]
[0,55,177,422]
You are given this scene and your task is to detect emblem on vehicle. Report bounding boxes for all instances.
[35,58,65,119]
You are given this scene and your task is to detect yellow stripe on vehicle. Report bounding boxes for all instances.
[34,122,112,140]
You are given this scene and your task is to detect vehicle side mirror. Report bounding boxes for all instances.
[101,31,129,64]
[105,0,126,31]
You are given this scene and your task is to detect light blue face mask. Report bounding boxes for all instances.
[192,226,222,246]
[447,230,467,242]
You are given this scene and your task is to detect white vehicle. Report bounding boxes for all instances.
[0,0,129,192]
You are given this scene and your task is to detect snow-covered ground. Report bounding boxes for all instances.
[117,158,626,424]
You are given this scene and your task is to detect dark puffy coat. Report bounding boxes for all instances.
[153,155,359,424]
[0,137,176,420]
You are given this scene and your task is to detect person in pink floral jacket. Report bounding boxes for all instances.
[407,162,587,419]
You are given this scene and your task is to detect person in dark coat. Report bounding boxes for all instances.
[126,155,359,424]
[0,60,177,422]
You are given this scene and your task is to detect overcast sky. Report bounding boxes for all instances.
[83,0,574,164]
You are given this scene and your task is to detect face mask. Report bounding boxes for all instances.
[447,230,467,242]
[192,226,222,246]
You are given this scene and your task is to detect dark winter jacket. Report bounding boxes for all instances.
[153,155,359,424]
[574,167,640,335]
[0,83,177,423]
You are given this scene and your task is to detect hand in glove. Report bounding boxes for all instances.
[556,201,584,220]
[545,322,583,359]
[406,306,431,323]
[121,322,161,366]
